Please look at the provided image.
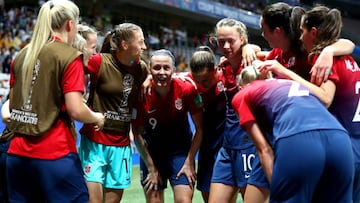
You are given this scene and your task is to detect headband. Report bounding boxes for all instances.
[150,49,176,66]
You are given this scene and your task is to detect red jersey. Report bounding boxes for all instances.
[220,61,242,99]
[132,78,203,153]
[267,48,311,81]
[312,54,360,141]
[189,69,227,150]
[8,56,85,160]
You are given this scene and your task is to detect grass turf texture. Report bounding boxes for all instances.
[122,165,244,203]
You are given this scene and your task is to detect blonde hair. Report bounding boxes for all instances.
[77,24,97,40]
[21,0,79,102]
[100,23,142,53]
[215,18,248,44]
[238,60,272,86]
[73,33,91,64]
[72,33,86,51]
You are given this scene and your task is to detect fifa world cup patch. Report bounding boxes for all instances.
[84,164,91,174]
[175,98,183,110]
[288,56,295,67]
[194,94,202,108]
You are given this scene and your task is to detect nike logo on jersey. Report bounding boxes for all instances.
[147,109,156,114]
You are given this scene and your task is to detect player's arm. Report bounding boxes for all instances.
[242,121,274,183]
[260,60,336,108]
[176,110,203,188]
[241,43,262,67]
[311,38,355,85]
[65,92,104,129]
[1,99,10,124]
[256,51,270,61]
[219,43,263,67]
[132,125,162,192]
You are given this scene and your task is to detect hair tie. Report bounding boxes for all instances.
[150,49,176,66]
[49,1,54,9]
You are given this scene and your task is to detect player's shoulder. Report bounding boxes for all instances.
[173,77,195,88]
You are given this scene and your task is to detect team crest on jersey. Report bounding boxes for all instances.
[175,98,183,110]
[288,56,295,67]
[123,74,134,87]
[217,81,225,92]
[84,164,91,174]
[236,74,241,87]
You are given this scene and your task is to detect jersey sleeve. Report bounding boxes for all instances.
[266,48,280,60]
[62,56,85,94]
[9,60,14,88]
[86,54,102,77]
[232,88,256,126]
[327,56,348,84]
[183,80,203,114]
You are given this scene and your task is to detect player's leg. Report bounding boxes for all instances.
[209,147,242,203]
[104,145,132,203]
[312,130,354,203]
[270,132,324,203]
[169,153,194,203]
[78,136,106,203]
[144,189,165,203]
[353,163,360,203]
[140,154,166,203]
[0,140,10,203]
[86,182,103,203]
[172,184,193,203]
[6,154,45,202]
[197,147,219,203]
[104,188,124,203]
[243,184,269,203]
[41,153,89,203]
[244,155,269,203]
[209,182,238,203]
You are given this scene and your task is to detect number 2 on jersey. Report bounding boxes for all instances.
[353,81,360,122]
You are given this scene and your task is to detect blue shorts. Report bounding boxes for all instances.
[211,146,256,188]
[354,163,360,203]
[6,153,88,203]
[196,147,221,192]
[79,136,132,189]
[271,130,354,203]
[247,155,269,188]
[140,151,191,190]
[0,140,10,203]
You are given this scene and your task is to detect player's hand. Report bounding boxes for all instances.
[93,112,105,131]
[219,56,228,67]
[241,44,257,67]
[141,74,153,101]
[259,60,286,78]
[173,72,197,89]
[176,161,196,189]
[143,169,162,193]
[310,49,333,86]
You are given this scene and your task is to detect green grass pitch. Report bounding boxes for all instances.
[122,165,244,203]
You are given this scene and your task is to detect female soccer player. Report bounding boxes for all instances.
[259,5,360,202]
[232,67,354,202]
[132,49,203,203]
